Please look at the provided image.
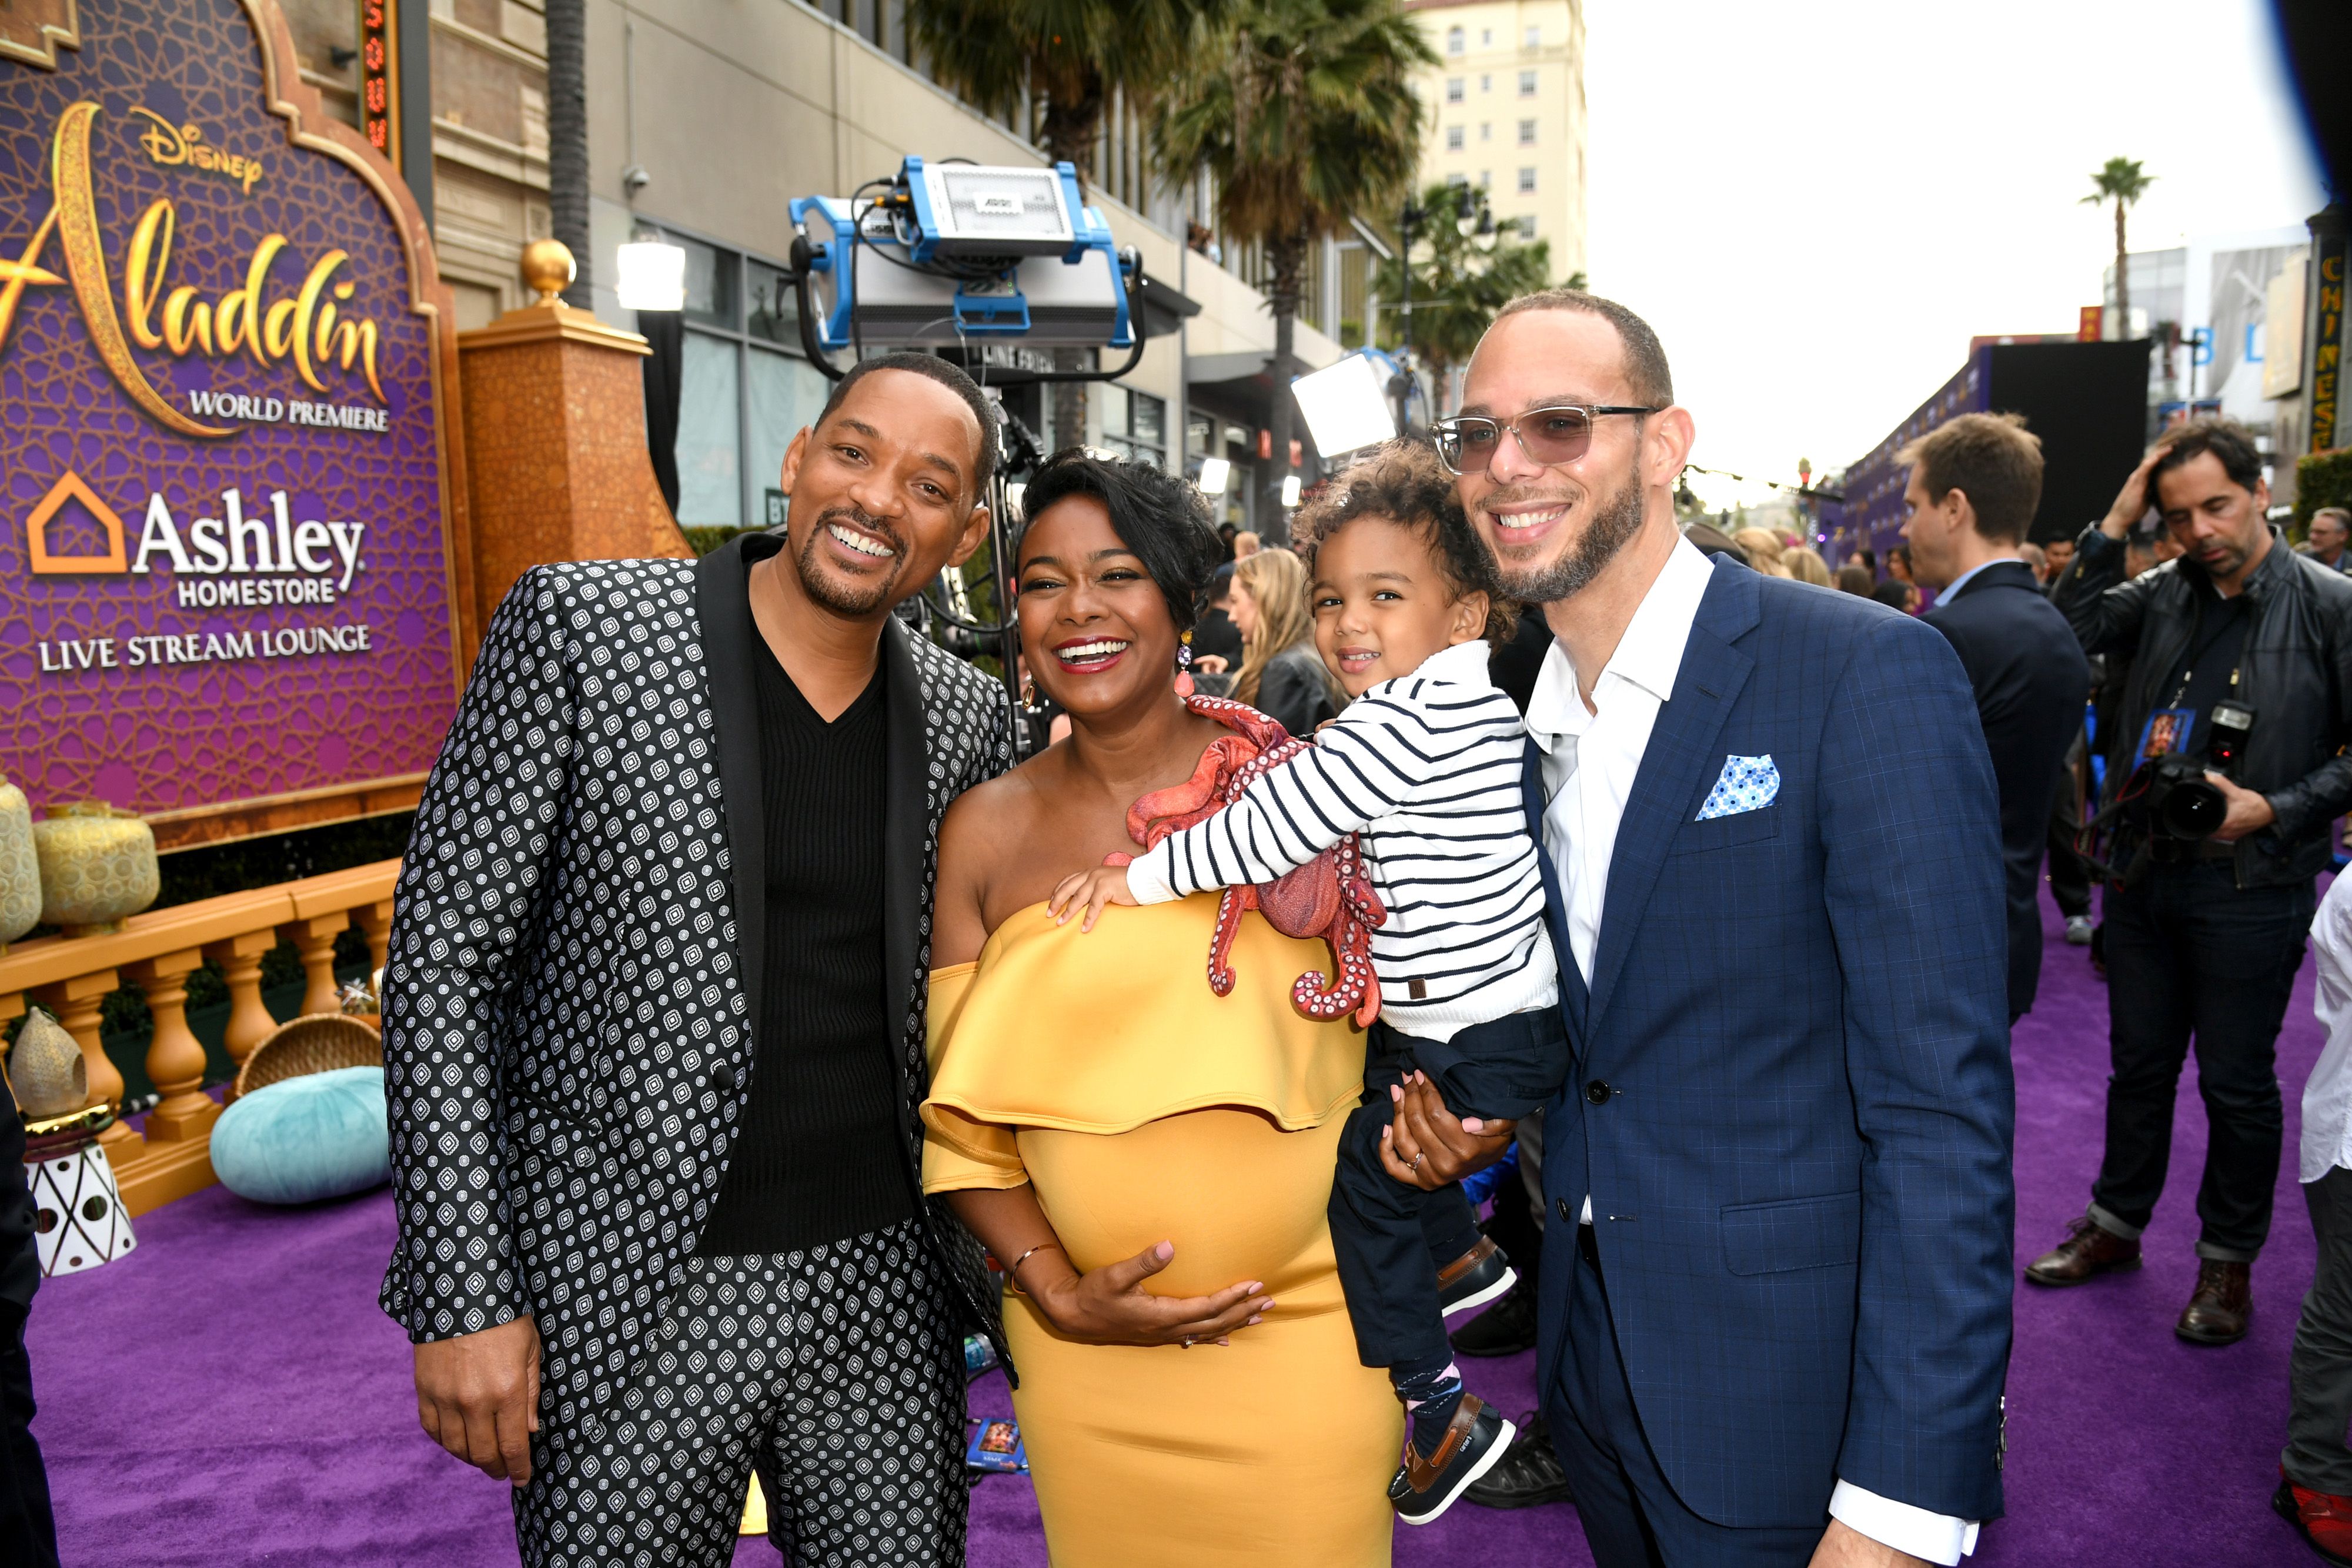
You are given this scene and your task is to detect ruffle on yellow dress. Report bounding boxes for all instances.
[924,897,1399,1567]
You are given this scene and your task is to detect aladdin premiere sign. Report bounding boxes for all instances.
[0,0,466,840]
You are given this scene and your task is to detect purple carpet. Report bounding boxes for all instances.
[26,884,2326,1564]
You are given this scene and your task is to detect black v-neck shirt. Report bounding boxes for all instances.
[696,617,914,1257]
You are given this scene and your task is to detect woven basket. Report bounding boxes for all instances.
[231,1013,383,1101]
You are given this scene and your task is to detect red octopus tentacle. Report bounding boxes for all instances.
[1207,887,1250,997]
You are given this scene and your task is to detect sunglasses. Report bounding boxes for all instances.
[1431,403,1658,476]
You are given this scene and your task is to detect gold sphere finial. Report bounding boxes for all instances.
[520,239,576,306]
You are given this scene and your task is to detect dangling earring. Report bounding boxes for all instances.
[1021,673,1043,713]
[1174,631,1197,698]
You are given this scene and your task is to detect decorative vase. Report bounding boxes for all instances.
[24,1127,135,1278]
[5,1007,86,1119]
[32,801,158,937]
[0,777,37,952]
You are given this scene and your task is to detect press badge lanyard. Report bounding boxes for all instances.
[2167,594,2246,712]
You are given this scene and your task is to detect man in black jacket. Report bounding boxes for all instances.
[1902,412,2091,1021]
[2034,419,2352,1347]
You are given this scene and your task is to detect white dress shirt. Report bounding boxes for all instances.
[1522,537,1979,1566]
[2304,874,2352,1183]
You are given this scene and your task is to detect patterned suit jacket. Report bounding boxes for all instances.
[379,533,1012,1422]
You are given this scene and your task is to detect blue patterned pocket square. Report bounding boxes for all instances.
[1695,754,1779,820]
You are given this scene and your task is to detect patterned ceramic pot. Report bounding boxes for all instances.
[0,776,36,951]
[25,1136,135,1278]
[32,802,159,937]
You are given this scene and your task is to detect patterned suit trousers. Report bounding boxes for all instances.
[513,1217,966,1568]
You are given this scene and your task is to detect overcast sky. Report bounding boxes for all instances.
[1581,0,2330,511]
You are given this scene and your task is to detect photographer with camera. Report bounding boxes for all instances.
[2034,419,2352,1346]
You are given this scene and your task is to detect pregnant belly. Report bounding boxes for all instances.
[1018,1107,1351,1315]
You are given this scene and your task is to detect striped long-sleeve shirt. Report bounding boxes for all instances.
[1126,637,1558,1042]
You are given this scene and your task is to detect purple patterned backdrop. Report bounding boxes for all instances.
[0,0,456,820]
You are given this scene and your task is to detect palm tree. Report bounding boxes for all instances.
[907,0,1233,452]
[544,0,590,307]
[1154,0,1434,538]
[2082,157,2154,341]
[1371,183,1558,412]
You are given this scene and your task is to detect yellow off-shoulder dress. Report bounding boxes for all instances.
[923,896,1401,1567]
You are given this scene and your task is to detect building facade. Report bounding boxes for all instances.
[1401,0,1587,280]
[2101,227,2308,459]
[278,0,1352,536]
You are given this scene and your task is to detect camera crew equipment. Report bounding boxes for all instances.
[784,158,1179,754]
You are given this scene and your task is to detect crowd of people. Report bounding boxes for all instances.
[350,275,2352,1568]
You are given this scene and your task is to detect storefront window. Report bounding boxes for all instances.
[677,332,741,527]
[1099,385,1167,467]
[746,347,830,513]
[655,222,831,528]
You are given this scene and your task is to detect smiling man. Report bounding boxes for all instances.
[380,352,1012,1567]
[2038,419,2352,1348]
[1382,289,2014,1567]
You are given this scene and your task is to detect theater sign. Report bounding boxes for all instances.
[0,0,466,837]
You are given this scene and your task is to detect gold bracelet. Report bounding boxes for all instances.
[1005,1240,1064,1296]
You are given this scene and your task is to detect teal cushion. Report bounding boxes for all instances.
[211,1066,391,1205]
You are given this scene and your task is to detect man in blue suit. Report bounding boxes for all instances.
[1385,290,2014,1566]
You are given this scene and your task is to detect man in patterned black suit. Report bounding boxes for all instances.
[380,352,1011,1567]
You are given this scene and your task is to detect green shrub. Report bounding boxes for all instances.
[680,525,756,557]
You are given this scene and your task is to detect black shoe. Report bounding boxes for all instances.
[1450,1278,1538,1358]
[1438,1236,1518,1319]
[1390,1394,1515,1526]
[1465,1412,1574,1510]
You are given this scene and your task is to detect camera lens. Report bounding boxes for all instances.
[2157,777,2226,840]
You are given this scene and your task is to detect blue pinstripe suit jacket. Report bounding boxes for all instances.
[1529,555,2014,1529]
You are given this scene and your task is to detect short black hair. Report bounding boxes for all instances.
[1291,440,1515,641]
[815,352,998,495]
[1015,451,1220,632]
[2149,417,2264,502]
[1869,580,1911,611]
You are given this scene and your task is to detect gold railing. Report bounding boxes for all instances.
[0,858,399,1215]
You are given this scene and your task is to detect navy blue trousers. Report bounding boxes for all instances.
[1549,1229,1822,1566]
[1329,1012,1570,1375]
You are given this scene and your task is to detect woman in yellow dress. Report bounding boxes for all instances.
[924,452,1399,1567]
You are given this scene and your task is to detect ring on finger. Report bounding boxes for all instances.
[1411,1151,1425,1171]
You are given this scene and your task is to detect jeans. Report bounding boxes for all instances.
[2089,860,2316,1261]
[2286,1165,2352,1495]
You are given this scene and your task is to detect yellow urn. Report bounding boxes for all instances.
[0,776,38,951]
[32,801,159,938]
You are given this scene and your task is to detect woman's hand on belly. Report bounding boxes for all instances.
[1035,1239,1277,1349]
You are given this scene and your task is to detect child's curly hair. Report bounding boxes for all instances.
[1289,440,1517,643]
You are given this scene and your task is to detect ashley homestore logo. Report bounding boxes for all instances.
[24,469,376,674]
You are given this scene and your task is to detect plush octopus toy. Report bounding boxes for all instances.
[1106,694,1387,1027]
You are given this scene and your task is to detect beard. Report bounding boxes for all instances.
[793,504,911,616]
[1488,468,1647,604]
